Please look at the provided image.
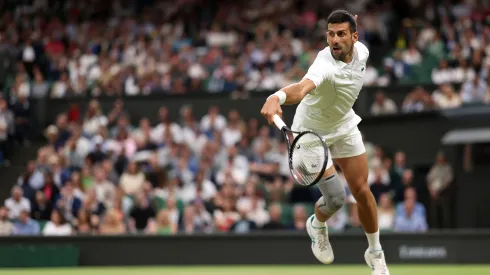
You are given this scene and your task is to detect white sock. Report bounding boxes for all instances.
[312,215,326,228]
[366,230,382,252]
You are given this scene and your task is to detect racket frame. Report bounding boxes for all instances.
[273,115,329,187]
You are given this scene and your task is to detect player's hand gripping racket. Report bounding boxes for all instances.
[272,114,328,187]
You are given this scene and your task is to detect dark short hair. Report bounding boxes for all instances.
[327,10,357,33]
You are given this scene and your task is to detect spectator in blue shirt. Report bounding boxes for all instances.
[394,197,428,233]
[395,187,426,217]
[13,210,40,236]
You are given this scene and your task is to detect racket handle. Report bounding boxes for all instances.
[273,114,286,130]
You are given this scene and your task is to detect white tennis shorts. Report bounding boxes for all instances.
[291,109,366,170]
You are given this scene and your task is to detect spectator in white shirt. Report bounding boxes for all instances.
[200,106,227,133]
[370,91,398,116]
[432,84,462,109]
[92,166,116,209]
[181,169,217,204]
[222,110,244,147]
[452,59,475,84]
[82,100,108,137]
[401,42,422,65]
[119,161,146,195]
[5,186,31,220]
[363,62,379,86]
[51,72,72,98]
[216,146,249,186]
[150,106,183,144]
[42,209,73,236]
[431,59,453,85]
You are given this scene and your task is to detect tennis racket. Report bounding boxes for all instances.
[272,114,329,187]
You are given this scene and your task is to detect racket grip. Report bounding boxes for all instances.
[273,114,286,130]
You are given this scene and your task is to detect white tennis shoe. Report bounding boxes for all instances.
[306,214,334,264]
[364,249,390,275]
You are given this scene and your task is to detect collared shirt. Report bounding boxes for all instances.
[13,219,40,236]
[295,41,369,135]
[394,211,428,232]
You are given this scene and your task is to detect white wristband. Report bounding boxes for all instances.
[267,90,286,105]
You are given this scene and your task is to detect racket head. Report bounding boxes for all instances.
[287,130,329,187]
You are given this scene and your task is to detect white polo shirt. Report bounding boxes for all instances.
[292,41,369,142]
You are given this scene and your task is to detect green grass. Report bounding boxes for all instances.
[0,265,489,275]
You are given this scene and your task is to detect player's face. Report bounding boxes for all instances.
[326,22,358,62]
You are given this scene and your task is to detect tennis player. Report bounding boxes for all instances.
[260,10,390,275]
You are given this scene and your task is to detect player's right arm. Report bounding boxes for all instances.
[260,78,316,124]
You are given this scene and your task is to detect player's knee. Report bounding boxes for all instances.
[330,191,346,211]
[350,182,370,201]
[316,192,345,217]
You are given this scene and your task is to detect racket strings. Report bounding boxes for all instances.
[290,133,327,186]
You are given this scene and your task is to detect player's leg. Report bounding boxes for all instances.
[291,108,345,264]
[330,130,390,275]
[305,149,346,264]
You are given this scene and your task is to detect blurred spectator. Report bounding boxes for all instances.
[129,193,155,234]
[377,193,395,231]
[82,188,105,218]
[230,206,258,234]
[432,84,462,109]
[200,106,226,133]
[363,62,379,86]
[427,152,453,228]
[431,60,453,85]
[401,42,422,66]
[0,98,14,165]
[5,186,31,220]
[13,210,40,236]
[460,75,487,104]
[181,205,199,234]
[0,206,14,236]
[369,166,391,203]
[41,171,60,205]
[181,169,217,204]
[82,100,108,137]
[345,203,363,232]
[92,166,116,209]
[290,205,307,231]
[393,151,407,177]
[213,198,240,232]
[370,91,398,116]
[394,169,415,204]
[99,209,127,235]
[402,86,433,113]
[396,188,426,218]
[120,162,146,195]
[87,136,108,165]
[42,209,73,236]
[193,200,214,233]
[72,210,94,235]
[10,93,30,146]
[394,191,428,233]
[262,203,285,230]
[31,191,53,221]
[55,183,82,222]
[148,209,177,235]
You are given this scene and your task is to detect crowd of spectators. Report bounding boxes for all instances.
[1,0,400,99]
[0,97,453,236]
[0,0,463,236]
